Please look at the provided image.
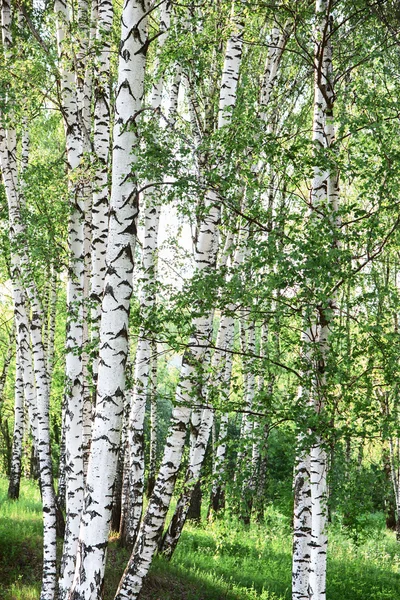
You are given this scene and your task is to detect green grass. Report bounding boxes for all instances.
[0,478,42,600]
[1,478,400,599]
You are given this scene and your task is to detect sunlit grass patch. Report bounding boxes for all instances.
[0,479,43,600]
[3,582,41,600]
[1,477,400,600]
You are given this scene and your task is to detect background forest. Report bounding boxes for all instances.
[1,0,400,599]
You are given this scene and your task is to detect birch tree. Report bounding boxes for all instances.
[8,342,23,500]
[54,0,88,592]
[292,2,338,598]
[123,0,173,548]
[69,2,150,598]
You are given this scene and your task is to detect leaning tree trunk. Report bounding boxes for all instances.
[209,233,245,517]
[160,272,241,555]
[146,338,158,497]
[122,0,172,548]
[114,10,244,599]
[160,405,214,559]
[146,67,181,501]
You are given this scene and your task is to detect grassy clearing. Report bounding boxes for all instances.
[1,478,400,599]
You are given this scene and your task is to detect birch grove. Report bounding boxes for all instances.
[2,2,400,600]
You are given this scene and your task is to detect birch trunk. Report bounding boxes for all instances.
[292,443,312,600]
[55,0,88,593]
[160,348,214,556]
[91,0,113,393]
[254,422,269,522]
[1,7,57,597]
[46,268,58,385]
[146,339,158,497]
[124,0,172,547]
[8,343,24,500]
[76,1,94,478]
[111,439,125,533]
[114,259,216,600]
[210,413,229,514]
[118,383,133,546]
[69,2,149,598]
[308,4,336,595]
[238,318,256,524]
[57,395,67,512]
[145,68,181,505]
[293,3,337,598]
[160,405,213,558]
[209,236,243,516]
[254,322,271,522]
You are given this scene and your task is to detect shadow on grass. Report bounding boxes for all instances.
[147,525,400,600]
[1,478,399,600]
[0,534,42,600]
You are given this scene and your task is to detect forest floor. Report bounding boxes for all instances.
[1,478,400,600]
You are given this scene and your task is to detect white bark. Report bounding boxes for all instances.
[115,241,216,600]
[119,371,134,544]
[210,412,229,513]
[57,395,67,512]
[79,0,96,480]
[91,0,113,390]
[46,268,58,385]
[293,3,336,599]
[1,7,57,597]
[161,308,235,554]
[8,328,24,501]
[389,436,400,539]
[9,373,24,501]
[259,22,291,122]
[237,318,256,522]
[147,338,158,497]
[292,444,312,600]
[161,405,213,558]
[309,441,328,599]
[209,224,245,513]
[254,321,272,520]
[4,206,57,600]
[55,1,87,594]
[124,0,172,546]
[308,4,334,597]
[70,2,149,598]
